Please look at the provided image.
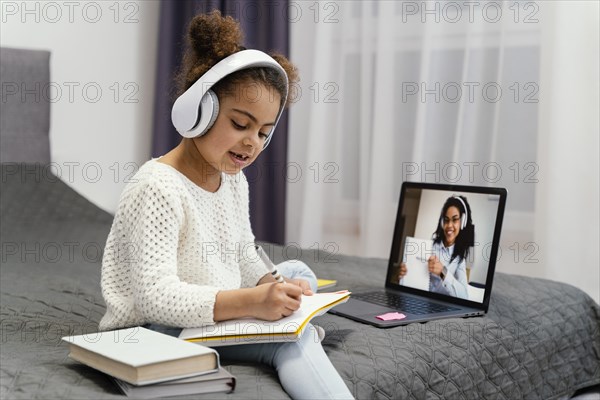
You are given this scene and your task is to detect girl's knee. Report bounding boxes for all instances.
[293,260,316,277]
[277,259,316,278]
[277,260,318,292]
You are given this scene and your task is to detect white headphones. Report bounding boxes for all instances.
[171,49,288,149]
[440,195,468,230]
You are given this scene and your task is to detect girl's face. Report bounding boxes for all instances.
[192,82,281,175]
[442,206,461,246]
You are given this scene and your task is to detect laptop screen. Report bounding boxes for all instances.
[386,183,507,308]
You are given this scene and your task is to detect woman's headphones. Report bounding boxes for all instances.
[171,49,289,149]
[440,195,468,230]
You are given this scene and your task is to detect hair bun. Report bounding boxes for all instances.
[188,10,243,61]
[175,10,299,104]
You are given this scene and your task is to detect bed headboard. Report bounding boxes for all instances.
[0,47,51,164]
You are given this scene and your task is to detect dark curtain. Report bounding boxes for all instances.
[152,0,290,244]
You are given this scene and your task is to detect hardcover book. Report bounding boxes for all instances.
[113,366,236,397]
[62,327,219,385]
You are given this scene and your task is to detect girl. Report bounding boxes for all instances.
[99,10,353,400]
[399,195,473,299]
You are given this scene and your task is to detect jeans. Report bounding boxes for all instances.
[146,260,353,400]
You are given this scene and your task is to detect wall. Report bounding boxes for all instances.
[0,0,160,214]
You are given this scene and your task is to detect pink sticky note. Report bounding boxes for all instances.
[376,312,406,321]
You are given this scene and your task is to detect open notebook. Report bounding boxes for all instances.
[400,237,432,291]
[179,291,350,346]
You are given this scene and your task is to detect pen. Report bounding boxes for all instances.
[255,245,285,284]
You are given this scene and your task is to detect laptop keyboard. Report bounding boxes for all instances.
[353,291,460,315]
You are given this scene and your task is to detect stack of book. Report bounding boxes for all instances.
[62,327,235,398]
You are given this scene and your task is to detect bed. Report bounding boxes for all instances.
[1,47,599,400]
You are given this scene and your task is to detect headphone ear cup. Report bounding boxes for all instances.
[461,214,466,230]
[194,90,220,137]
[440,217,444,230]
[203,90,219,133]
[200,90,220,135]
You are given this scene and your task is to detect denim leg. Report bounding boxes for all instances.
[147,323,353,399]
[216,323,354,400]
[277,260,318,293]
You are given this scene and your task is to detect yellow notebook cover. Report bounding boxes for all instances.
[317,279,338,290]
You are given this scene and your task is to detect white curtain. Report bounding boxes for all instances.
[288,1,598,301]
[535,2,599,303]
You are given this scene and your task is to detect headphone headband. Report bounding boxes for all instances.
[171,49,288,148]
[453,195,468,229]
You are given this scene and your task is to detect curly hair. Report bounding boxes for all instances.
[432,195,475,263]
[174,10,298,109]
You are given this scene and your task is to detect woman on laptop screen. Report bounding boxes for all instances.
[398,195,474,299]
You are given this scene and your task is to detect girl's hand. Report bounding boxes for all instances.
[399,262,407,277]
[284,278,314,295]
[428,255,444,277]
[257,272,313,295]
[250,282,303,321]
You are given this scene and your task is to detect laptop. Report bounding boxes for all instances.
[329,182,507,327]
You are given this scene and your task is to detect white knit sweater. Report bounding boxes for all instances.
[99,158,269,331]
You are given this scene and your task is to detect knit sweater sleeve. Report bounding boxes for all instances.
[126,178,220,327]
[235,172,269,288]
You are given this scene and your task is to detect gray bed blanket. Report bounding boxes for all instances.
[1,164,599,399]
